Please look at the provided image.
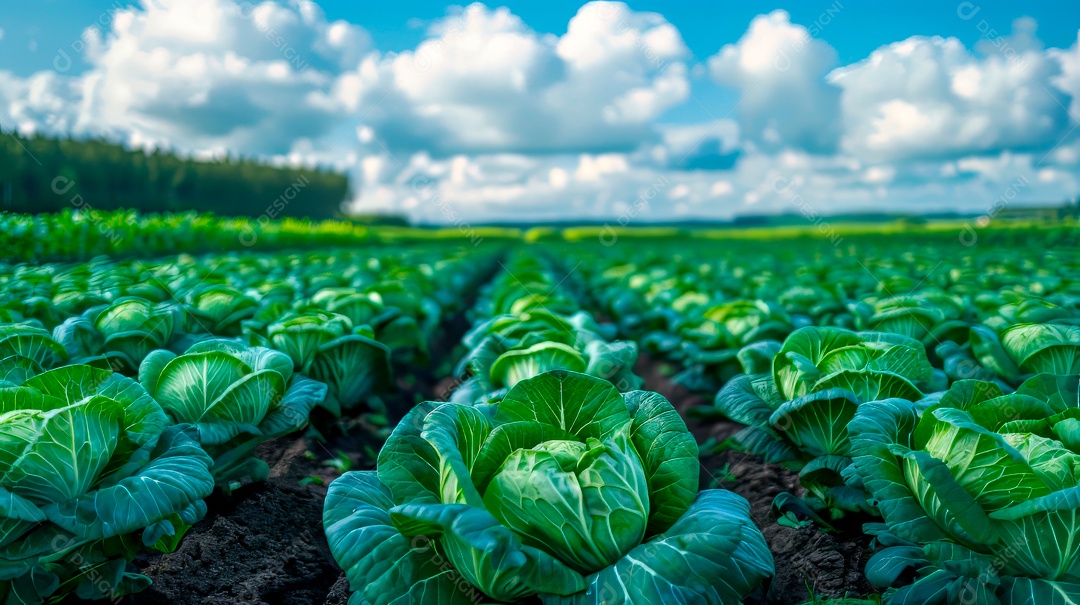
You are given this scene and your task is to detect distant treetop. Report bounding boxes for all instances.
[0,130,350,219]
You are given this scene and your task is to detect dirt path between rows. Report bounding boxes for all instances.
[132,432,347,605]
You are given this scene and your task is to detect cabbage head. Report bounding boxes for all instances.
[711,326,935,518]
[0,365,213,604]
[252,310,392,415]
[972,323,1080,385]
[324,370,773,604]
[139,339,327,491]
[52,297,181,374]
[851,373,1080,604]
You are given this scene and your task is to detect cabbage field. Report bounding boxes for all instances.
[0,220,1078,605]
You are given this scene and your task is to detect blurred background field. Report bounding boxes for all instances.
[4,130,1077,262]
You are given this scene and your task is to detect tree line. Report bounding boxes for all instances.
[0,130,350,219]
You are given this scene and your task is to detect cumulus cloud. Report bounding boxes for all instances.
[76,0,371,154]
[2,0,368,154]
[334,2,689,156]
[652,122,741,170]
[1052,30,1080,121]
[0,70,84,134]
[707,10,842,154]
[830,19,1072,162]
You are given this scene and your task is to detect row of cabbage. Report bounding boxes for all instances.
[0,245,495,604]
[322,253,776,605]
[0,210,381,263]
[577,241,1077,391]
[0,210,525,264]
[569,239,1080,605]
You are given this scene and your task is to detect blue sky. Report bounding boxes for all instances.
[4,1,1079,73]
[1,1,1079,221]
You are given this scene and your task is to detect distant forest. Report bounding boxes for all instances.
[0,131,350,219]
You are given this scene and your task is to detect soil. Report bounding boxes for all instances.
[633,355,877,605]
[125,314,472,605]
[121,319,875,605]
[130,436,346,605]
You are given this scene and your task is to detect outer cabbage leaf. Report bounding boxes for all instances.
[540,490,774,605]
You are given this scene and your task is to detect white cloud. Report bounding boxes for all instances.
[710,180,734,196]
[77,0,370,154]
[862,165,895,184]
[1052,30,1080,119]
[830,20,1072,162]
[652,122,741,170]
[574,153,630,181]
[0,70,83,134]
[333,2,689,156]
[2,0,368,155]
[548,167,569,190]
[707,10,842,153]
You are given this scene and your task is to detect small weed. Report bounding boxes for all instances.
[323,451,353,474]
[708,463,737,487]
